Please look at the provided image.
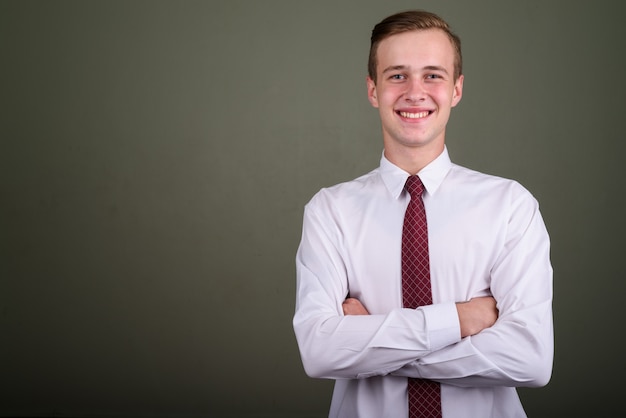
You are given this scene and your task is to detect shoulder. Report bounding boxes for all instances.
[305,168,384,212]
[449,164,534,198]
[445,164,541,218]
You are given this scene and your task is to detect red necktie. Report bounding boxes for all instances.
[402,175,442,418]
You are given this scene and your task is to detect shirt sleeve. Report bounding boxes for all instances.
[293,198,462,380]
[392,187,554,388]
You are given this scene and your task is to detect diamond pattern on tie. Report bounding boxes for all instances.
[402,176,431,309]
[402,175,442,418]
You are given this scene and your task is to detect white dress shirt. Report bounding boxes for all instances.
[293,148,553,418]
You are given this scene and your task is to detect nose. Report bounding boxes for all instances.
[404,79,426,102]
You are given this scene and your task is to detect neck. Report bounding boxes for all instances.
[383,142,444,175]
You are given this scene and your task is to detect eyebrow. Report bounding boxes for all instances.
[382,65,409,74]
[382,65,449,75]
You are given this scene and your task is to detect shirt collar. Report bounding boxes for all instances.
[379,146,453,199]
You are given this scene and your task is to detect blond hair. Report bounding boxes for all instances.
[368,10,462,83]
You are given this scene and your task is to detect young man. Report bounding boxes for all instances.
[293,10,553,418]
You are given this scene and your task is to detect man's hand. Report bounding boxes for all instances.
[342,298,370,315]
[456,296,498,338]
[343,295,499,339]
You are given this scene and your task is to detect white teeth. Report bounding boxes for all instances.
[400,111,429,119]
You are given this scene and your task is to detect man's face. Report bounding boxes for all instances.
[367,29,463,154]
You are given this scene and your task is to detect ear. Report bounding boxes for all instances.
[451,74,464,107]
[366,76,379,108]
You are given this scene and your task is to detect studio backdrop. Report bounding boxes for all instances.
[1,0,625,417]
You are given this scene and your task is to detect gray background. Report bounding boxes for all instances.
[2,0,625,417]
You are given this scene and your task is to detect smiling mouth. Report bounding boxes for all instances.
[398,111,431,119]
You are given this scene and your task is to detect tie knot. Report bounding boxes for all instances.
[404,175,424,198]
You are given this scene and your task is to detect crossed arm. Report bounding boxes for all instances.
[295,189,553,386]
[343,296,498,338]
